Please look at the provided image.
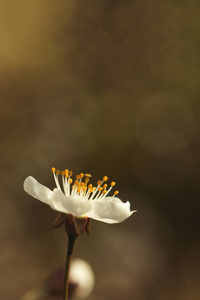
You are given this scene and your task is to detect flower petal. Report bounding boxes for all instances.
[23,176,54,208]
[51,189,93,216]
[87,197,136,224]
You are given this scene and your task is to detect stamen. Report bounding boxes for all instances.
[93,187,102,199]
[113,191,119,196]
[98,188,107,199]
[89,186,97,200]
[65,175,72,197]
[85,174,92,178]
[51,167,120,201]
[97,180,101,186]
[85,184,92,199]
[101,181,116,198]
[90,178,103,200]
[85,173,91,186]
[61,171,67,195]
[51,167,62,191]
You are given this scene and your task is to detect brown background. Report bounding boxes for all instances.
[0,1,200,299]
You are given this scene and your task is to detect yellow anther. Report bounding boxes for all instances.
[51,168,119,198]
[85,174,92,178]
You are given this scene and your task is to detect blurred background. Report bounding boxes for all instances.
[0,0,200,299]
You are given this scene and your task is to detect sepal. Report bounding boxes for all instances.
[65,214,91,237]
[52,212,68,228]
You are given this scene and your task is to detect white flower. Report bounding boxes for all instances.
[70,258,95,298]
[23,168,136,224]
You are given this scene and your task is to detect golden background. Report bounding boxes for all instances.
[0,1,199,299]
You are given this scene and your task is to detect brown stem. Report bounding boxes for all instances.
[63,234,77,300]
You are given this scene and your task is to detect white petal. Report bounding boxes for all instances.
[23,176,55,208]
[87,197,136,224]
[51,189,93,216]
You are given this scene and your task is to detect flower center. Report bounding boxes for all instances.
[51,167,119,200]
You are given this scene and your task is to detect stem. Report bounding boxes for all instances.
[63,234,77,300]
